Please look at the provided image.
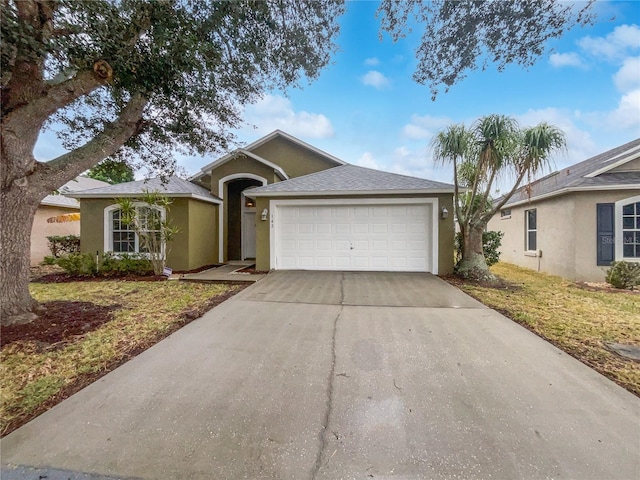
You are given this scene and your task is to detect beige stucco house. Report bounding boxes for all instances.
[67,130,456,274]
[31,176,109,264]
[487,138,640,282]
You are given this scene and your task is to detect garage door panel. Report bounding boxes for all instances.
[335,223,350,234]
[372,223,387,234]
[353,240,369,250]
[298,240,314,250]
[371,257,388,268]
[390,257,407,268]
[372,240,388,250]
[335,240,350,251]
[354,223,369,234]
[391,240,407,250]
[275,203,433,272]
[316,257,332,268]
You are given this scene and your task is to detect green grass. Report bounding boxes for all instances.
[1,281,242,436]
[452,263,640,396]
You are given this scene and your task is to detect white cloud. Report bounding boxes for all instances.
[243,94,334,138]
[401,114,452,141]
[361,70,390,89]
[613,56,640,92]
[355,152,381,170]
[549,52,586,68]
[517,108,598,168]
[578,24,640,61]
[364,57,380,66]
[608,89,640,129]
[388,145,452,183]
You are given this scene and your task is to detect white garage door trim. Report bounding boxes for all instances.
[269,197,439,273]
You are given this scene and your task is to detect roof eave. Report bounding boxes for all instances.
[246,188,455,198]
[40,200,80,209]
[190,147,291,181]
[584,146,640,178]
[244,130,347,166]
[190,130,346,181]
[503,183,640,208]
[65,192,222,205]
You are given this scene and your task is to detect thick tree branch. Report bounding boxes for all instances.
[33,93,148,193]
[4,68,107,121]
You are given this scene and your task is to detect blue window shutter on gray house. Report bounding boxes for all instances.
[597,203,615,266]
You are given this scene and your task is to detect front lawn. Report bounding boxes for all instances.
[1,280,244,436]
[449,263,640,396]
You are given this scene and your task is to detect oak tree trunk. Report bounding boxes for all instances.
[0,184,43,324]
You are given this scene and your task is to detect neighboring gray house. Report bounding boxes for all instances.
[487,138,640,282]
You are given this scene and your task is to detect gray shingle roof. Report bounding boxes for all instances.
[59,176,110,193]
[41,193,80,209]
[41,176,110,209]
[65,176,220,204]
[503,138,640,206]
[246,164,454,196]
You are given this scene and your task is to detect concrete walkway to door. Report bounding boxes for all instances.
[2,271,639,479]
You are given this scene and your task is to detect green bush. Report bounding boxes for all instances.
[605,261,640,290]
[99,252,154,276]
[482,231,504,267]
[41,255,57,265]
[47,235,80,257]
[56,253,97,276]
[454,230,504,267]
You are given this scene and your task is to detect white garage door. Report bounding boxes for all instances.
[273,201,435,272]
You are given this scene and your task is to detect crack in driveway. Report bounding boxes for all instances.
[311,272,344,479]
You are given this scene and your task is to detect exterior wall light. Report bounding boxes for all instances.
[261,208,268,221]
[441,206,449,219]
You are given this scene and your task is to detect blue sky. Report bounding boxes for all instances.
[37,1,640,192]
[230,0,640,192]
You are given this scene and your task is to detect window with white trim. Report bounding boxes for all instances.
[105,204,165,255]
[621,200,640,258]
[525,209,537,251]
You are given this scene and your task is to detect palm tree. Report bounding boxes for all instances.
[432,114,566,279]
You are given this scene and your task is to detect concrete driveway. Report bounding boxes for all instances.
[2,271,639,479]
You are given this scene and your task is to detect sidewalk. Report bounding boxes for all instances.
[174,261,267,283]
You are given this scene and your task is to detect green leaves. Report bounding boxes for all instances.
[378,0,595,99]
[87,159,135,184]
[3,0,345,163]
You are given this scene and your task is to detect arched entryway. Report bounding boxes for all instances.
[220,176,265,262]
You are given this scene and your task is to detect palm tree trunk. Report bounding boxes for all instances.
[457,224,493,280]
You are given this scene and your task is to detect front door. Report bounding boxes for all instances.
[242,193,256,260]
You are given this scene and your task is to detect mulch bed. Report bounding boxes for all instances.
[30,264,223,283]
[573,281,639,295]
[236,265,269,274]
[441,273,522,292]
[1,301,119,349]
[33,273,168,283]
